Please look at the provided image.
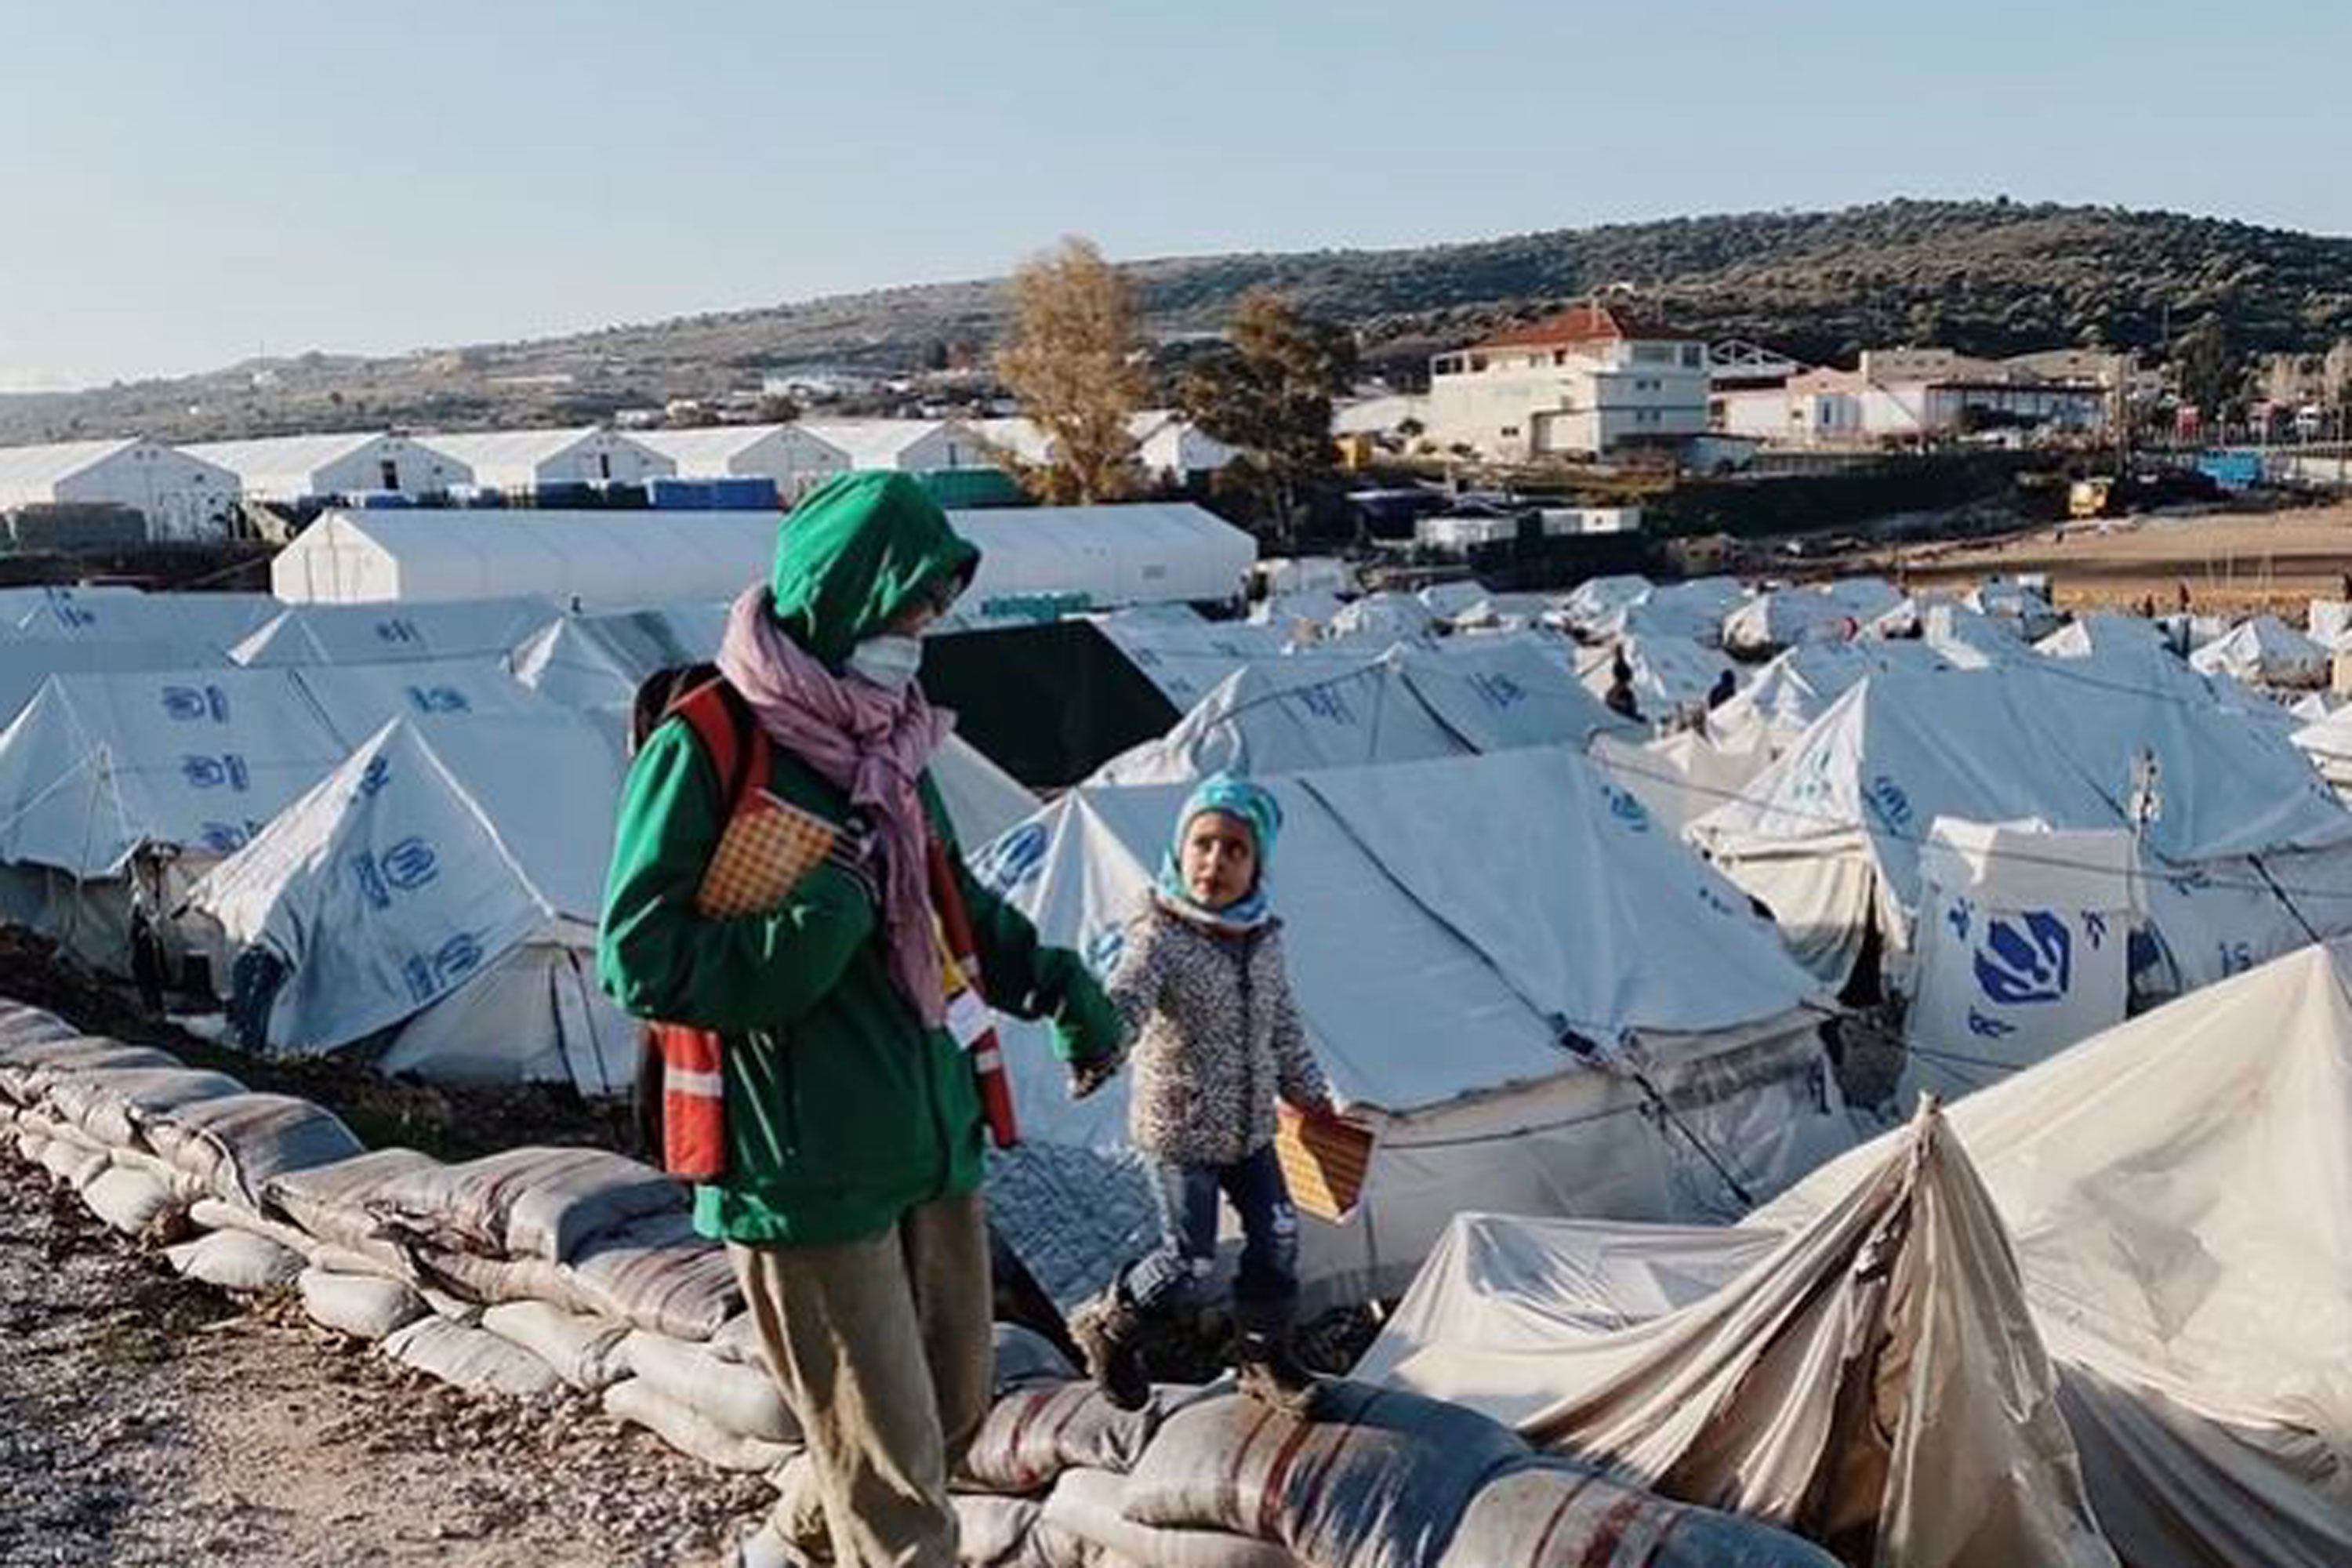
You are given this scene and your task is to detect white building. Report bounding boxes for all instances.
[797,418,988,474]
[633,423,851,499]
[183,431,474,502]
[1129,411,1236,484]
[1714,350,2114,448]
[423,427,675,492]
[0,437,239,541]
[1425,302,1711,463]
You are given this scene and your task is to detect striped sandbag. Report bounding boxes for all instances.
[1439,1462,1841,1568]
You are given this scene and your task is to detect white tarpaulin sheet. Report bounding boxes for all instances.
[1094,636,1632,785]
[1758,941,2352,1567]
[1904,818,2139,1101]
[971,746,1847,1305]
[1359,1105,2115,1568]
[1559,575,1654,637]
[1708,640,1956,753]
[1723,579,1902,655]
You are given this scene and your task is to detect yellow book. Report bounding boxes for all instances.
[695,789,841,917]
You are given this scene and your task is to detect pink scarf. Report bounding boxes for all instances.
[716,586,953,1027]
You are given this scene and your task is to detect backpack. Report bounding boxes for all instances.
[628,662,763,1178]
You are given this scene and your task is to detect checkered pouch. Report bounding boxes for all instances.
[694,789,841,916]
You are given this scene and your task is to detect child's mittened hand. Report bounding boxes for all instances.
[1067,1052,1122,1101]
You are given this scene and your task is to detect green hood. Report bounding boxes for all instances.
[768,470,980,666]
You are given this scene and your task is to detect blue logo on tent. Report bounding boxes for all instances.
[1967,1007,2018,1040]
[380,837,438,892]
[1602,785,1650,833]
[1864,774,1915,834]
[1085,924,1126,978]
[199,820,262,855]
[1469,673,1526,710]
[358,757,393,797]
[405,685,472,715]
[976,822,1048,895]
[162,688,207,721]
[401,954,437,1003]
[180,754,241,790]
[1973,911,2071,1005]
[350,853,392,912]
[1945,897,1974,942]
[376,619,422,645]
[1293,685,1357,726]
[434,931,484,985]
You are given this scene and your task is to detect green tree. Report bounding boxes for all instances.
[994,237,1147,504]
[1178,291,1358,546]
[2172,318,2242,421]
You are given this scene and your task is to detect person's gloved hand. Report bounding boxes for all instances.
[1283,1094,1346,1125]
[826,809,883,905]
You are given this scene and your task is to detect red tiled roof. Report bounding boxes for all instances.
[1468,299,1680,352]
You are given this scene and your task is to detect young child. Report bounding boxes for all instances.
[1070,773,1338,1412]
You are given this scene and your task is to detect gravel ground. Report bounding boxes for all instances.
[0,1162,774,1568]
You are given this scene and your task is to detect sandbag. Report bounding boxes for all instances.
[601,1376,795,1473]
[709,1309,765,1366]
[955,1494,1057,1568]
[262,1148,439,1274]
[0,1004,77,1051]
[143,1092,364,1205]
[561,1211,739,1341]
[80,1163,188,1238]
[299,1267,427,1341]
[39,1138,108,1191]
[996,1322,1079,1392]
[1120,1385,1530,1568]
[1437,1462,1843,1567]
[622,1328,797,1443]
[165,1229,306,1294]
[410,1244,576,1312]
[966,1381,1170,1494]
[3,1039,180,1105]
[44,1065,245,1150]
[190,1196,325,1261]
[365,1146,684,1263]
[481,1301,632,1392]
[419,1285,488,1327]
[383,1316,561,1398]
[1042,1469,1307,1568]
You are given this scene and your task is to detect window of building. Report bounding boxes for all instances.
[1632,343,1674,365]
[1501,426,1520,437]
[1681,345,1704,368]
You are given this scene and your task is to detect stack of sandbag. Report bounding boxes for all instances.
[1054,1381,1842,1568]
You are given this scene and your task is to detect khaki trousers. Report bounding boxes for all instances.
[729,1192,994,1568]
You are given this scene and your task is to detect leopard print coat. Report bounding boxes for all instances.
[1103,898,1329,1167]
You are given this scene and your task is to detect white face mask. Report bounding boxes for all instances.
[846,633,924,691]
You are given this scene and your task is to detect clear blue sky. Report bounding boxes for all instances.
[1,0,2343,390]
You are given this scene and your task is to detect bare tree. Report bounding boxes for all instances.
[995,238,1147,503]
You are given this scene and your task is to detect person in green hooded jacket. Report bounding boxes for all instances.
[599,471,1121,1568]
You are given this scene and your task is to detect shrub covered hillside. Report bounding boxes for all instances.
[6,198,2348,445]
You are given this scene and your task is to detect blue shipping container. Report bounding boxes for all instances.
[710,477,779,510]
[648,477,714,510]
[2197,452,2263,491]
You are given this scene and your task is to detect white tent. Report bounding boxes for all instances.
[1613,578,1751,646]
[949,504,1255,616]
[7,589,281,651]
[182,431,474,501]
[231,596,562,666]
[0,437,238,541]
[1591,727,1777,840]
[1722,579,1902,657]
[1086,610,1307,708]
[2036,613,2172,662]
[1357,1105,2115,1568]
[2190,615,2331,689]
[1559,575,1653,637]
[1575,633,1737,721]
[423,427,674,491]
[1333,592,1442,642]
[1093,636,1636,786]
[0,637,234,730]
[1915,601,2030,669]
[973,745,1850,1308]
[2294,705,2352,803]
[633,423,851,498]
[1692,662,2352,997]
[1704,639,1955,754]
[797,418,988,474]
[187,716,634,1094]
[269,510,779,606]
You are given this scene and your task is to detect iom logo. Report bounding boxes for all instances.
[1973,911,2071,1006]
[975,822,1048,896]
[358,756,394,797]
[1292,685,1357,726]
[1468,673,1526,710]
[180,753,252,792]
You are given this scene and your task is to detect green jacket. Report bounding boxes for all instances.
[597,471,1120,1247]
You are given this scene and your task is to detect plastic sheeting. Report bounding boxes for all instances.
[2190,616,2330,689]
[1722,579,1902,656]
[1359,1105,2116,1568]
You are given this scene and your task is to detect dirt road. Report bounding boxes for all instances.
[0,1165,770,1568]
[1896,501,2352,616]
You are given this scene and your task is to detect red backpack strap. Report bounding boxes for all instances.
[669,677,768,808]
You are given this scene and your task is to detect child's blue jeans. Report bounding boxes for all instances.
[1119,1143,1299,1319]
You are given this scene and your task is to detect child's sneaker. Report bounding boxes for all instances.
[1071,1294,1152,1411]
